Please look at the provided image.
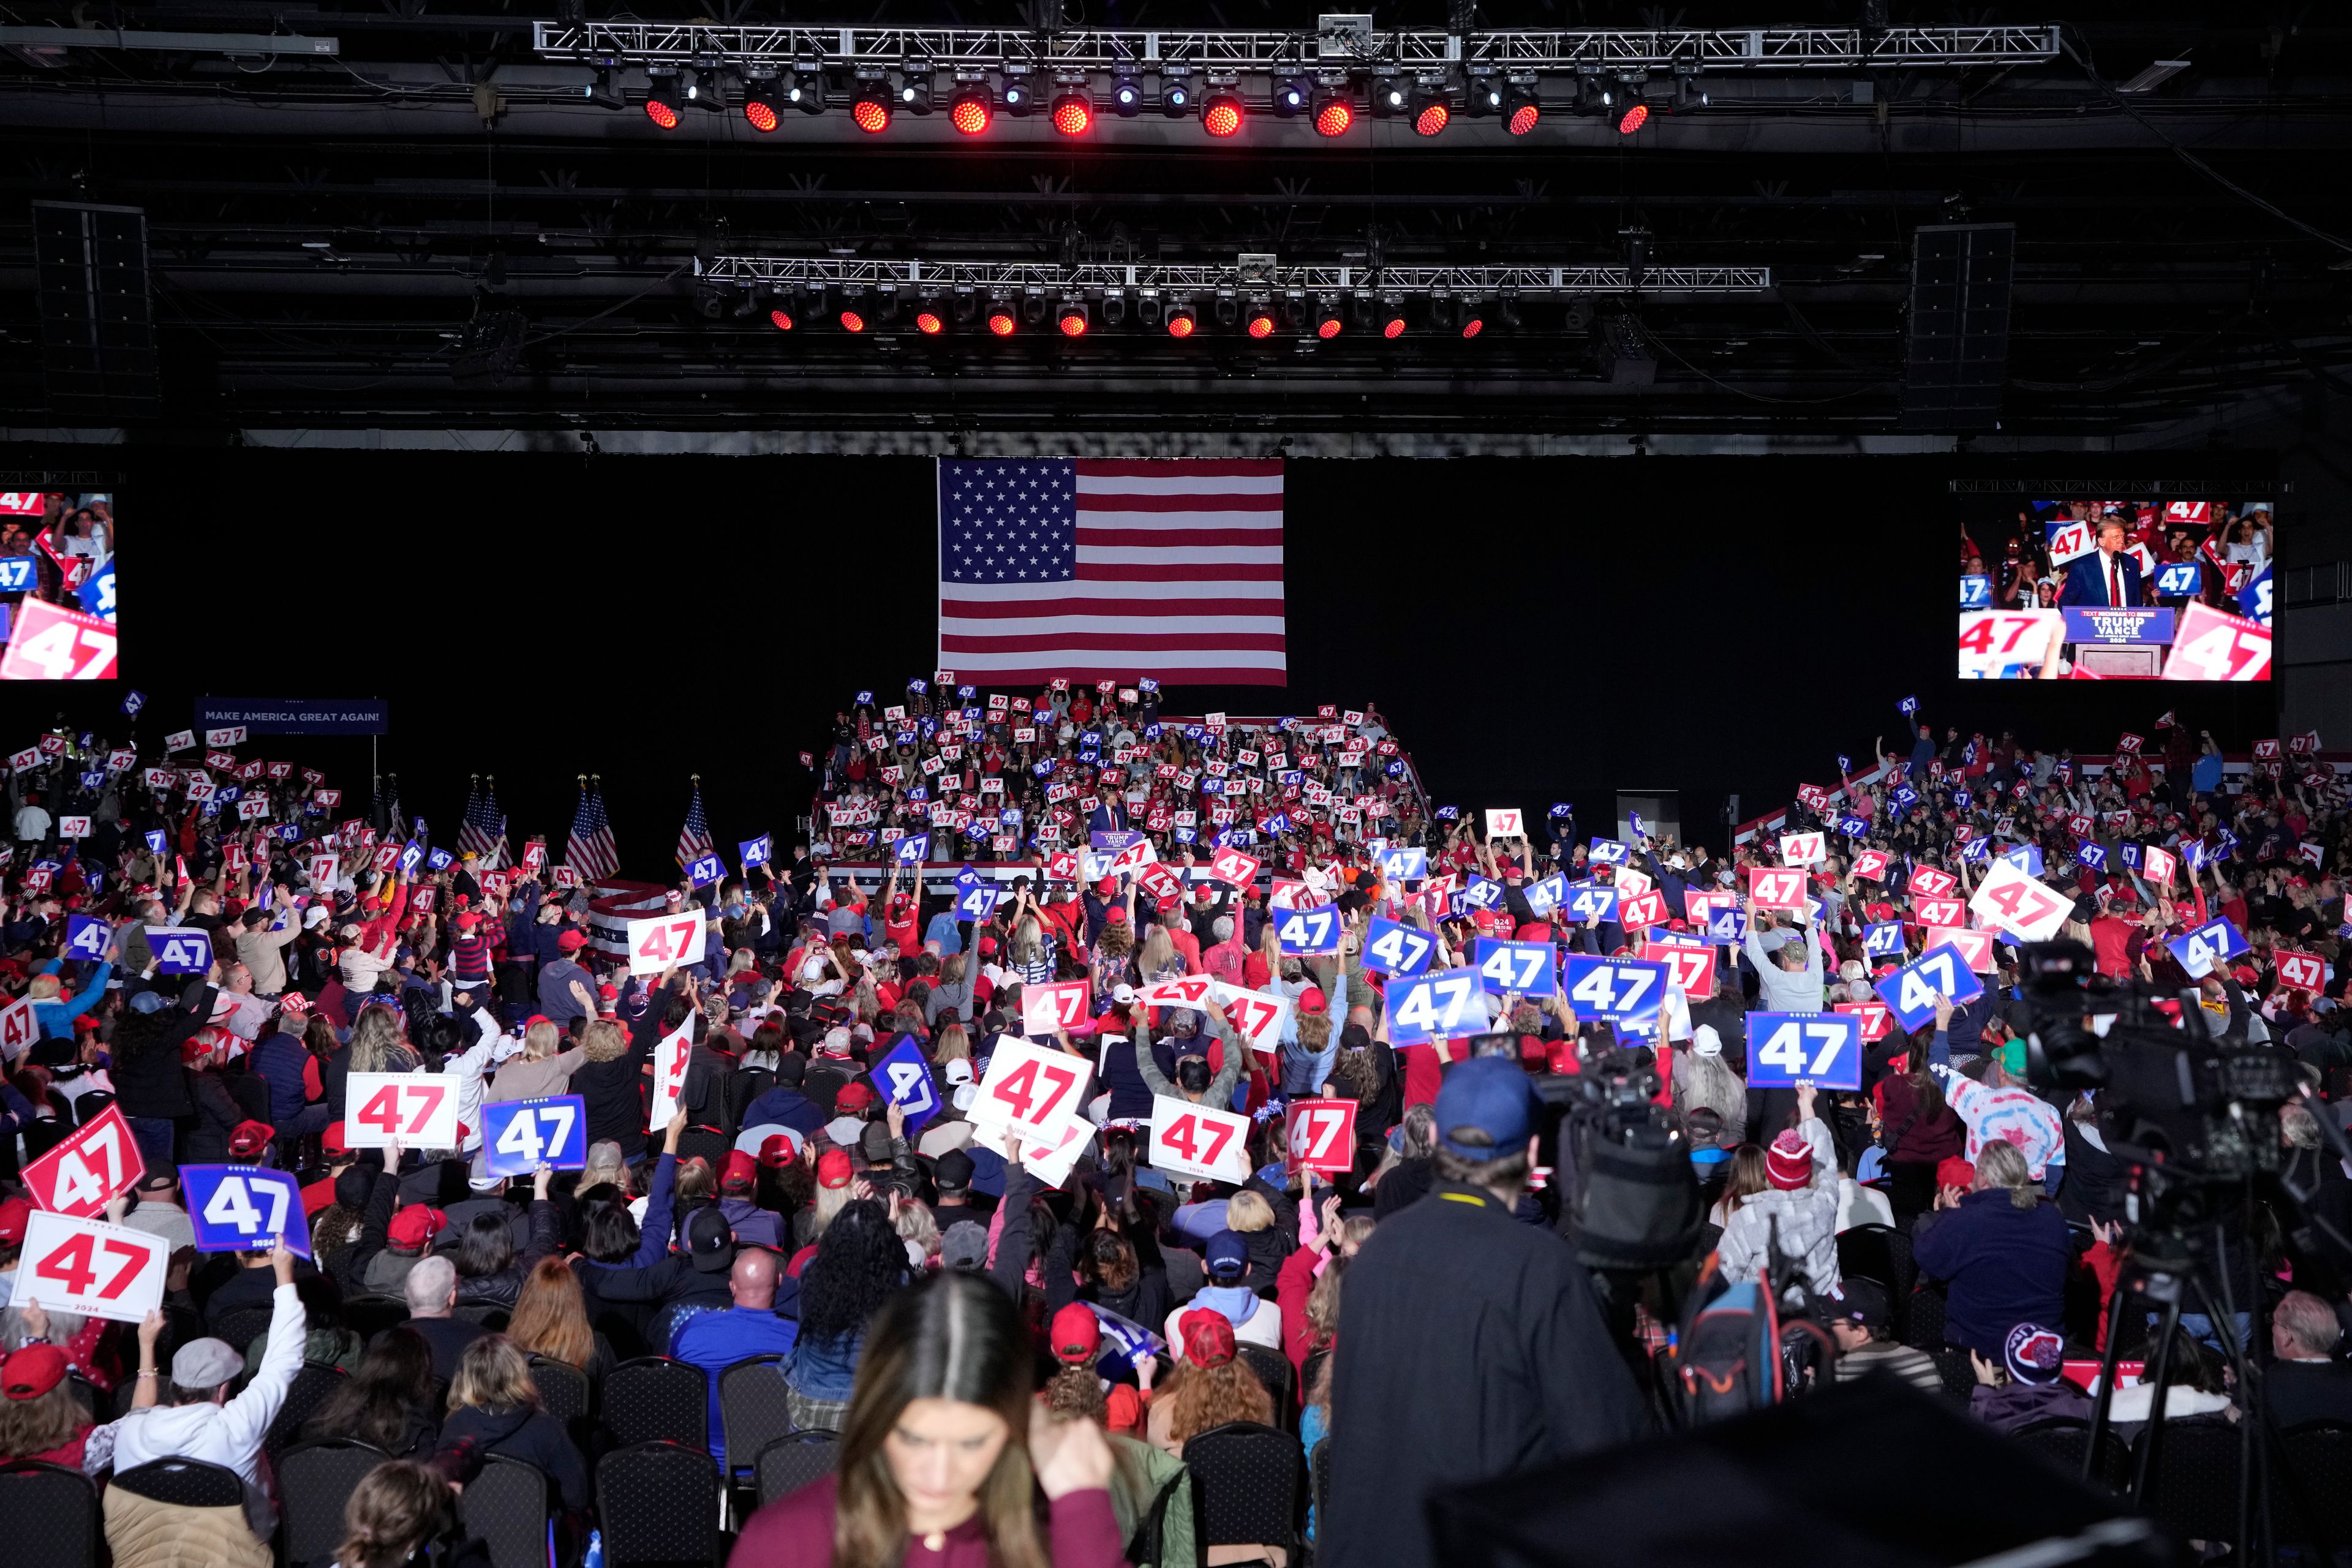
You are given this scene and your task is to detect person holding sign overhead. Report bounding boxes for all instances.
[1713,1085,1842,1300]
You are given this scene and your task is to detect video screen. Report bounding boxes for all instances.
[0,488,119,680]
[1956,497,2271,682]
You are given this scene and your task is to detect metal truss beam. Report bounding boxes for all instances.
[536,22,2057,75]
[704,257,1772,295]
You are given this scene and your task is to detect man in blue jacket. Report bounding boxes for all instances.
[670,1246,800,1457]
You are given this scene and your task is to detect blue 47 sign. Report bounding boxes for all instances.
[481,1096,588,1175]
[1387,968,1482,1045]
[64,913,110,962]
[1746,1012,1863,1091]
[1472,938,1556,996]
[685,854,723,888]
[2166,918,2248,979]
[867,1038,941,1133]
[143,925,213,975]
[1884,943,1986,1031]
[183,1165,311,1257]
[1359,917,1434,978]
[1562,956,1668,1028]
[1862,921,1905,959]
[1275,905,1341,956]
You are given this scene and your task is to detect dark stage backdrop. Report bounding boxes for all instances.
[0,445,2281,876]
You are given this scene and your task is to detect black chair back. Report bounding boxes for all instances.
[728,1070,776,1131]
[1835,1224,1901,1292]
[213,1306,275,1354]
[527,1354,593,1429]
[597,1441,719,1567]
[453,1302,511,1330]
[605,1356,710,1451]
[2136,1417,2244,1544]
[265,1363,349,1460]
[1235,1345,1294,1428]
[720,1355,793,1475]
[1183,1420,1302,1556]
[2276,1420,2352,1545]
[1924,1346,1976,1403]
[72,1090,115,1126]
[0,1458,100,1568]
[754,1431,841,1509]
[21,1120,71,1163]
[676,1125,732,1170]
[112,1457,245,1509]
[1901,1280,1948,1351]
[277,1439,393,1566]
[1310,1435,1333,1536]
[2010,1417,2129,1492]
[344,1295,412,1341]
[459,1453,552,1568]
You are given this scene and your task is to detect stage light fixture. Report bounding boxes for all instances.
[914,293,946,334]
[787,67,825,113]
[1370,73,1408,117]
[1618,100,1649,134]
[949,83,992,134]
[586,63,625,111]
[987,295,1017,335]
[1463,74,1503,116]
[1502,84,1539,135]
[743,73,781,131]
[1202,88,1243,137]
[1672,64,1709,112]
[1311,88,1353,137]
[769,305,794,331]
[1409,87,1449,137]
[1574,71,1612,118]
[1272,74,1311,118]
[1137,291,1162,327]
[1215,292,1239,328]
[1245,297,1276,338]
[1380,293,1407,338]
[1459,298,1486,338]
[1023,290,1047,325]
[1161,74,1193,116]
[954,288,979,326]
[687,66,723,110]
[895,73,933,115]
[875,287,901,325]
[1350,291,1374,328]
[1112,77,1142,117]
[1057,299,1089,336]
[851,81,892,132]
[840,306,867,333]
[1050,89,1092,135]
[1428,292,1455,331]
[1497,293,1522,330]
[1000,72,1035,116]
[643,69,683,128]
[1166,301,1198,337]
[1102,288,1127,326]
[1315,296,1343,338]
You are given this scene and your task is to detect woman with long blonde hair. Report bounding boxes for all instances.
[437,1335,591,1510]
[732,1270,1120,1568]
[345,1003,417,1074]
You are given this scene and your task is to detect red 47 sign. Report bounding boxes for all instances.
[625,911,706,975]
[1850,851,1890,881]
[1907,867,1957,900]
[1748,866,1807,909]
[1617,889,1668,932]
[1642,941,1717,1000]
[2276,951,2327,993]
[971,1039,1094,1144]
[1207,845,1261,888]
[1020,981,1092,1037]
[0,598,118,681]
[1150,1096,1253,1183]
[22,1105,144,1217]
[1284,1098,1358,1175]
[1912,897,1965,929]
[2163,601,2272,683]
[1836,1000,1894,1042]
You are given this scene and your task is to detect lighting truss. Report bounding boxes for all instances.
[705,257,1771,295]
[535,22,2057,75]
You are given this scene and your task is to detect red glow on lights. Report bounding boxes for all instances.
[1052,96,1091,135]
[988,312,1016,336]
[1247,314,1275,338]
[1413,103,1449,137]
[915,311,944,334]
[1618,102,1648,134]
[769,309,794,331]
[1203,98,1242,137]
[840,311,866,333]
[1314,100,1352,137]
[1317,318,1342,339]
[852,97,891,132]
[1167,314,1196,337]
[644,99,680,129]
[1462,319,1484,339]
[1382,316,1406,339]
[951,96,990,135]
[745,100,778,132]
[1507,102,1539,135]
[1058,312,1088,337]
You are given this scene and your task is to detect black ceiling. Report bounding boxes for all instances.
[2,2,2349,435]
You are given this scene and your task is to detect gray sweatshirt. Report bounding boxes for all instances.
[1745,922,1825,1014]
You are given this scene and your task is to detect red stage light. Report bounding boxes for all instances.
[1317,318,1342,339]
[769,309,794,331]
[1414,102,1449,137]
[988,311,1016,336]
[1246,312,1275,339]
[1051,94,1092,135]
[915,311,944,334]
[644,100,680,129]
[950,95,990,135]
[1167,312,1197,337]
[840,311,866,333]
[852,97,891,133]
[1618,102,1648,134]
[1314,99,1352,137]
[1202,96,1243,138]
[1507,102,1539,135]
[1461,318,1483,339]
[1382,315,1406,339]
[744,100,778,132]
[1058,311,1088,337]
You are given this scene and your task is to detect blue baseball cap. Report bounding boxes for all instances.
[1433,1055,1540,1161]
[1204,1229,1249,1282]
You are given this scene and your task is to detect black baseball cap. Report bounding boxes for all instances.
[1831,1277,1891,1331]
[686,1206,736,1272]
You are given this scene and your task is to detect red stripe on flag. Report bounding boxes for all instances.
[941,631,1289,653]
[1075,461,1284,478]
[1074,527,1285,549]
[1075,562,1284,582]
[940,596,1286,619]
[935,664,1289,687]
[1073,492,1284,513]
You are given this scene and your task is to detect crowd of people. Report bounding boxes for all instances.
[0,687,2344,1568]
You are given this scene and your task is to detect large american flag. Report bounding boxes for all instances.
[674,781,715,867]
[457,777,508,867]
[565,778,619,881]
[937,459,1285,685]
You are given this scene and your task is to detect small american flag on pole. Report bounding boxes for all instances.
[565,777,619,881]
[457,776,508,867]
[674,780,715,867]
[937,459,1285,685]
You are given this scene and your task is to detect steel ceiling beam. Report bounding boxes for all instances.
[703,257,1771,294]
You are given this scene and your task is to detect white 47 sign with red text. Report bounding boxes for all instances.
[970,1039,1094,1145]
[17,1211,167,1324]
[1150,1095,1253,1183]
[342,1071,458,1148]
[1967,859,2072,942]
[625,912,706,975]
